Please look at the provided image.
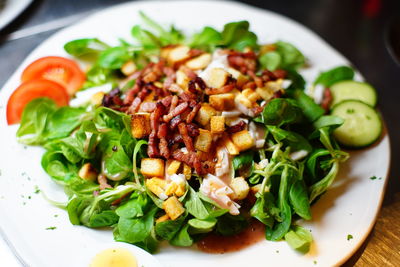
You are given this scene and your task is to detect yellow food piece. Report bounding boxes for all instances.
[210,116,225,133]
[176,69,190,90]
[242,88,261,103]
[168,45,190,64]
[185,53,211,70]
[131,113,151,139]
[209,93,235,111]
[162,196,185,220]
[167,160,182,175]
[222,135,240,155]
[205,68,230,88]
[195,104,217,126]
[230,177,250,200]
[194,129,213,152]
[156,214,170,223]
[183,164,192,180]
[256,86,274,101]
[227,67,248,87]
[146,178,167,199]
[231,130,254,151]
[90,248,137,267]
[141,158,165,177]
[91,92,105,106]
[78,163,98,182]
[121,60,137,76]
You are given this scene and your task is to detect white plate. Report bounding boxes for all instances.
[0,0,32,30]
[0,1,391,267]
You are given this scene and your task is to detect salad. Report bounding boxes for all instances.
[7,12,382,254]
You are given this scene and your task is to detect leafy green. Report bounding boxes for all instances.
[259,51,281,71]
[64,38,109,57]
[155,213,187,241]
[259,42,305,71]
[220,21,258,51]
[185,187,209,219]
[216,213,248,236]
[170,224,193,247]
[285,225,313,253]
[291,90,325,122]
[189,26,222,51]
[314,66,355,87]
[289,180,311,220]
[233,151,254,171]
[260,98,303,126]
[98,47,132,69]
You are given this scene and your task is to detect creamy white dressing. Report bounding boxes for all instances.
[289,150,309,161]
[198,50,230,84]
[69,83,113,107]
[305,84,325,104]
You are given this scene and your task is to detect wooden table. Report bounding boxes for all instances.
[0,0,399,266]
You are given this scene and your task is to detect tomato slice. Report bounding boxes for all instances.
[21,56,85,96]
[6,79,69,125]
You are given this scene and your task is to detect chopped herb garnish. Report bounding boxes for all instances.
[347,234,353,241]
[46,227,57,230]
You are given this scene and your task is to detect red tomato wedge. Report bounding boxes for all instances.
[6,79,69,125]
[21,56,85,96]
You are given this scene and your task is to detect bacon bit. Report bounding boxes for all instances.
[251,106,264,116]
[180,65,197,79]
[186,103,201,123]
[128,88,151,114]
[205,83,235,95]
[272,90,283,99]
[169,95,179,113]
[227,121,247,134]
[321,88,332,111]
[157,123,169,138]
[178,123,194,152]
[123,79,144,105]
[98,174,112,190]
[186,123,200,137]
[148,131,159,158]
[188,49,203,58]
[227,51,257,74]
[163,102,189,122]
[169,115,183,130]
[102,88,121,107]
[272,69,287,79]
[159,138,170,158]
[179,91,197,102]
[169,134,183,146]
[171,150,202,174]
[242,81,257,90]
[142,61,165,83]
[161,95,173,108]
[140,102,156,113]
[168,83,184,94]
[188,76,207,94]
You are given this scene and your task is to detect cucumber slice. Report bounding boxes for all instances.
[330,81,377,107]
[332,100,382,148]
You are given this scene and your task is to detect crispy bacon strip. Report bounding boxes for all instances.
[321,88,332,112]
[205,83,235,95]
[178,123,194,152]
[158,123,170,158]
[163,102,189,122]
[227,121,247,134]
[186,103,201,123]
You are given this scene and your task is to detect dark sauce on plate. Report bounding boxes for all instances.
[197,220,265,254]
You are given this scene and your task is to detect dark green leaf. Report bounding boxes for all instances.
[185,187,209,219]
[216,213,248,236]
[233,151,254,171]
[64,38,109,57]
[258,51,281,71]
[221,21,258,51]
[261,98,303,126]
[89,210,119,227]
[292,90,324,122]
[98,47,131,69]
[314,66,354,87]
[155,213,186,241]
[289,180,311,220]
[285,225,313,253]
[170,224,193,247]
[189,26,222,51]
[275,41,305,70]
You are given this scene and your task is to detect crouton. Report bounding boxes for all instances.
[146,178,168,200]
[266,79,284,92]
[121,60,137,76]
[168,45,190,65]
[166,160,181,175]
[205,68,229,88]
[209,93,235,111]
[162,196,185,220]
[195,104,216,126]
[156,214,170,223]
[185,53,211,70]
[91,92,105,106]
[165,182,178,196]
[141,158,165,177]
[242,88,261,103]
[183,164,192,180]
[175,184,186,197]
[131,113,151,139]
[256,86,274,101]
[78,163,98,182]
[235,93,253,108]
[210,116,225,133]
[231,130,254,151]
[176,69,190,90]
[160,45,175,59]
[230,177,250,200]
[222,135,240,155]
[227,67,248,87]
[194,129,213,152]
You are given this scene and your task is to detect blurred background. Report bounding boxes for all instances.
[0,0,399,266]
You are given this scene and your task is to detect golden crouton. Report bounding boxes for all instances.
[160,45,175,59]
[121,60,137,76]
[266,79,284,92]
[183,164,192,180]
[206,68,230,88]
[256,87,274,101]
[231,130,254,151]
[168,45,190,65]
[156,214,170,223]
[242,88,261,103]
[175,184,186,197]
[222,135,240,155]
[227,67,249,87]
[194,129,213,152]
[166,160,182,175]
[78,163,98,182]
[209,93,235,111]
[185,53,211,70]
[146,178,168,200]
[210,116,225,133]
[141,158,165,177]
[176,69,190,90]
[230,177,250,200]
[165,182,178,196]
[131,113,151,139]
[235,93,253,108]
[162,196,185,220]
[91,92,105,106]
[195,104,216,126]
